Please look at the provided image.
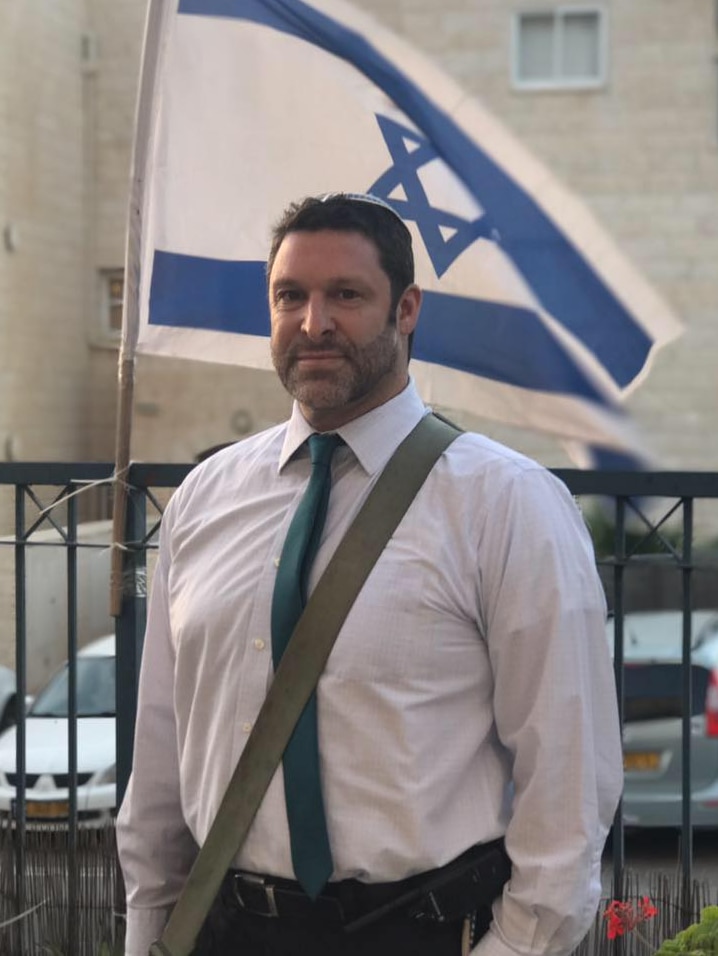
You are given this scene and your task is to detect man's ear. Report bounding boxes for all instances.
[396,284,422,337]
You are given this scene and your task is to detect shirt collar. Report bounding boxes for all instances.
[278,379,429,476]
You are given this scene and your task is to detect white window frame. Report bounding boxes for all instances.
[98,268,124,342]
[511,6,608,91]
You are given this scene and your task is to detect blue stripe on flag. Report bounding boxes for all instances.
[417,293,606,403]
[149,251,608,403]
[149,252,268,335]
[177,0,651,390]
[587,446,646,470]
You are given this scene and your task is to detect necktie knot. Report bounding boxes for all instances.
[308,433,342,467]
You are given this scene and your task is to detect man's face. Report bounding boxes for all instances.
[269,229,420,430]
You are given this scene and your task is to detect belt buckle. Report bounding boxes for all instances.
[232,873,280,918]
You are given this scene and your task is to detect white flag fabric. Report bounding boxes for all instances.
[130,0,681,463]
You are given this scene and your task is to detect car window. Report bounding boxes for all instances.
[30,657,116,718]
[624,663,710,722]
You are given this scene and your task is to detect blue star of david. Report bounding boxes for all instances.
[368,116,495,278]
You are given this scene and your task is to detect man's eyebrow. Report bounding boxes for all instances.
[270,274,370,288]
[270,276,302,287]
[269,276,307,296]
[326,275,368,286]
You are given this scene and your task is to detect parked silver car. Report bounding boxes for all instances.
[609,610,718,828]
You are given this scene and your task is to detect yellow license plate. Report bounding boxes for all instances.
[25,800,70,820]
[623,752,661,772]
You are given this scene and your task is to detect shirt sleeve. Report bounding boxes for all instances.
[472,467,623,956]
[116,507,199,956]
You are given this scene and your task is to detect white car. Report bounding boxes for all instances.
[0,634,116,827]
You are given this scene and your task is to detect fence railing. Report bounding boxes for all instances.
[0,461,717,955]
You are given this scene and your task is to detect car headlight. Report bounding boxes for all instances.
[93,764,116,786]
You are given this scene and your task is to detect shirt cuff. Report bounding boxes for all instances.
[123,904,173,956]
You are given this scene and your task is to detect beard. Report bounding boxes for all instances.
[271,318,400,413]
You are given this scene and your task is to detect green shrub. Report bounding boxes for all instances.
[655,906,718,956]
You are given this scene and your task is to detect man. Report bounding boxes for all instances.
[117,192,623,956]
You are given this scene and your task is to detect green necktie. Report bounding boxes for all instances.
[270,432,342,898]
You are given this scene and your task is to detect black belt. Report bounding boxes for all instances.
[221,838,510,933]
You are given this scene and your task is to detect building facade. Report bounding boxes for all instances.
[1,0,717,495]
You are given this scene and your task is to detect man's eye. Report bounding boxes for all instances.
[337,289,360,301]
[275,289,302,304]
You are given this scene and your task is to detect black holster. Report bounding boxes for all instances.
[345,838,511,932]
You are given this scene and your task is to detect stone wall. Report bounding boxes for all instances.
[0,0,91,558]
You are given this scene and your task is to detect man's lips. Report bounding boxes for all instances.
[294,351,346,362]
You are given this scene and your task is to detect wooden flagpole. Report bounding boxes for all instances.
[110,0,167,616]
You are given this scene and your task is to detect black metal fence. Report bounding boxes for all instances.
[0,461,717,955]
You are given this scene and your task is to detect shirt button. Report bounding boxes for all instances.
[273,557,280,568]
[241,722,252,734]
[253,638,265,651]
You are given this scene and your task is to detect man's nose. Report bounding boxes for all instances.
[301,294,335,341]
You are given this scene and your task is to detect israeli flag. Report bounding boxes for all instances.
[128,0,681,464]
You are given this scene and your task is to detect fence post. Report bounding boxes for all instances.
[611,496,626,894]
[13,485,27,956]
[66,488,79,956]
[115,481,147,808]
[114,479,147,949]
[679,497,694,902]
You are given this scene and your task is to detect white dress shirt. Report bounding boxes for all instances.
[117,381,623,956]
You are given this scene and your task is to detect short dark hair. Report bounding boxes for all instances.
[267,194,415,310]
